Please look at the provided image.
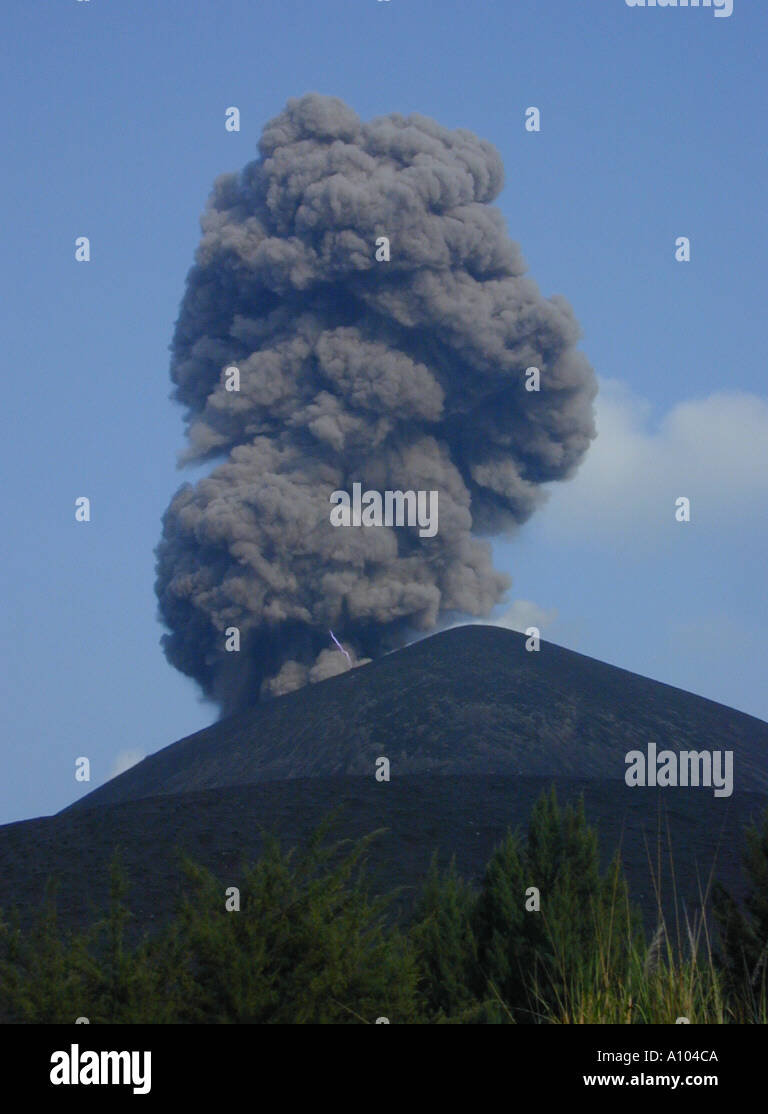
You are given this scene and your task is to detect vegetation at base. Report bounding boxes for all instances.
[1,790,766,1024]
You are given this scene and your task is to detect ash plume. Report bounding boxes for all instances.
[155,93,597,714]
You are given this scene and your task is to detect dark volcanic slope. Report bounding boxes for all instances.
[64,625,768,813]
[4,777,765,943]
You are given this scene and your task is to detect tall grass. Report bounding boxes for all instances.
[534,812,766,1024]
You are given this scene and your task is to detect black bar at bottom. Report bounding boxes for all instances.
[0,1023,761,1100]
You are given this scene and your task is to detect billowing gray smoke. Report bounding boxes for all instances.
[155,93,597,714]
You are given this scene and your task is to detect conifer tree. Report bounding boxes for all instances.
[471,787,636,1022]
[410,854,480,1021]
[713,806,768,1010]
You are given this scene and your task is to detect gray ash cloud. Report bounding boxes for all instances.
[155,93,597,714]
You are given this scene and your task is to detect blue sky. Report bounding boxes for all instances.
[1,0,765,824]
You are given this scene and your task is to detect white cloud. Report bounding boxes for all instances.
[108,749,145,780]
[492,599,558,633]
[537,380,768,547]
[437,599,557,638]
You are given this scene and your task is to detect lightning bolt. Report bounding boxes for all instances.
[329,629,352,667]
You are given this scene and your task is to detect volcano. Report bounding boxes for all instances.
[1,625,765,941]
